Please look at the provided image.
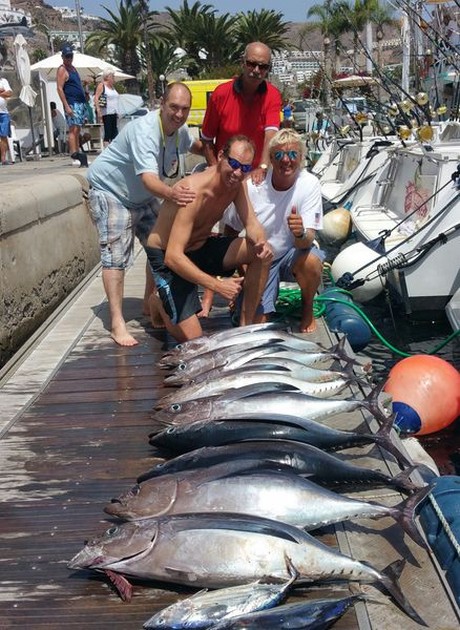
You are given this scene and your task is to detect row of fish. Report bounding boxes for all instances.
[68,323,430,628]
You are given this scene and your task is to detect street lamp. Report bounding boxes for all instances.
[159,74,165,95]
[323,35,331,111]
[74,0,84,52]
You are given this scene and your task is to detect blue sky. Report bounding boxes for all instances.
[58,1,313,24]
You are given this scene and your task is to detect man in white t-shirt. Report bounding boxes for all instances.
[225,128,324,333]
[0,77,13,165]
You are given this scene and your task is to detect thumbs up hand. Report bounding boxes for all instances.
[287,205,304,238]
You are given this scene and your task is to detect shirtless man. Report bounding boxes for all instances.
[144,135,273,342]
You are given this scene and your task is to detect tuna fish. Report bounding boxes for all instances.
[137,440,419,494]
[153,381,391,427]
[154,371,355,410]
[170,359,367,389]
[68,512,426,625]
[210,594,366,629]
[148,414,408,467]
[159,328,350,369]
[143,567,297,629]
[164,336,365,386]
[104,461,430,549]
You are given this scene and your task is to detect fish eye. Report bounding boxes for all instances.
[177,363,186,371]
[166,427,176,434]
[105,526,119,537]
[171,403,181,412]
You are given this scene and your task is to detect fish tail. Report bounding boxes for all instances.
[390,484,432,549]
[362,379,391,424]
[372,412,412,468]
[332,336,372,373]
[379,559,428,626]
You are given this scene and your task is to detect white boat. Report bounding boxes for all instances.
[341,125,460,318]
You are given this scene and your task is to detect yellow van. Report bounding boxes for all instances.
[182,79,229,127]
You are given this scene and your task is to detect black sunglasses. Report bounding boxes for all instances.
[244,59,271,72]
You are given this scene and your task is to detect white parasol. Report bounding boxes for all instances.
[30,52,131,83]
[13,34,38,154]
[95,69,135,82]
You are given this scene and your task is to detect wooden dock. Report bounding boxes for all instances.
[1,244,459,629]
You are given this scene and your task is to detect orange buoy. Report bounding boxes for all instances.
[384,355,460,435]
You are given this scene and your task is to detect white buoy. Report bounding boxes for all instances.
[319,208,352,246]
[331,241,387,303]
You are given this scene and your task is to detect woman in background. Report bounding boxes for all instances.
[95,69,119,146]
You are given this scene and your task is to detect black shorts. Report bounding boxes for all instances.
[145,237,236,324]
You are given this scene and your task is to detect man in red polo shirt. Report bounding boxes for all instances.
[201,41,282,185]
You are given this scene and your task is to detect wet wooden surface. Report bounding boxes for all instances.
[0,247,459,629]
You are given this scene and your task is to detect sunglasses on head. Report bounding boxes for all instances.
[273,150,299,161]
[226,156,253,173]
[244,59,271,72]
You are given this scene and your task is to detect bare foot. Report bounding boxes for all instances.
[149,293,166,329]
[111,327,139,346]
[299,319,317,334]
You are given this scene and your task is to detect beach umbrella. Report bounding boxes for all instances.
[95,69,135,82]
[13,33,38,154]
[30,52,129,82]
[332,75,378,89]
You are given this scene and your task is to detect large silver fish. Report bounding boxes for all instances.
[159,329,337,368]
[170,359,367,389]
[210,594,365,629]
[137,440,419,494]
[104,461,429,549]
[155,371,354,410]
[68,512,426,626]
[148,414,409,468]
[143,567,297,629]
[154,382,391,427]
[164,336,365,386]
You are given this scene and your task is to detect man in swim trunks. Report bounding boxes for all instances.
[144,134,273,342]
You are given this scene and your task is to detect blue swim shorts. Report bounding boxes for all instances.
[260,245,326,314]
[88,188,157,270]
[65,101,87,127]
[0,112,11,137]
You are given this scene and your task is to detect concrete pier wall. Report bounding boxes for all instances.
[0,173,100,366]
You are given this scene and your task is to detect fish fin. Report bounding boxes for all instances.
[372,412,413,468]
[390,466,424,494]
[390,484,432,549]
[379,559,428,626]
[284,553,300,582]
[104,569,132,602]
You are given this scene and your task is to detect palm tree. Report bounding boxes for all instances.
[143,38,185,94]
[192,12,236,71]
[164,0,216,73]
[233,9,291,56]
[85,0,158,91]
[306,1,349,107]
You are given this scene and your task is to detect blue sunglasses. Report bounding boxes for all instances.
[227,156,253,173]
[274,150,299,161]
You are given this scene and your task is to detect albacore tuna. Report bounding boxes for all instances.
[68,512,426,625]
[105,461,429,549]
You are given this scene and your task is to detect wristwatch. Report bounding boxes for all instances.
[259,163,268,170]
